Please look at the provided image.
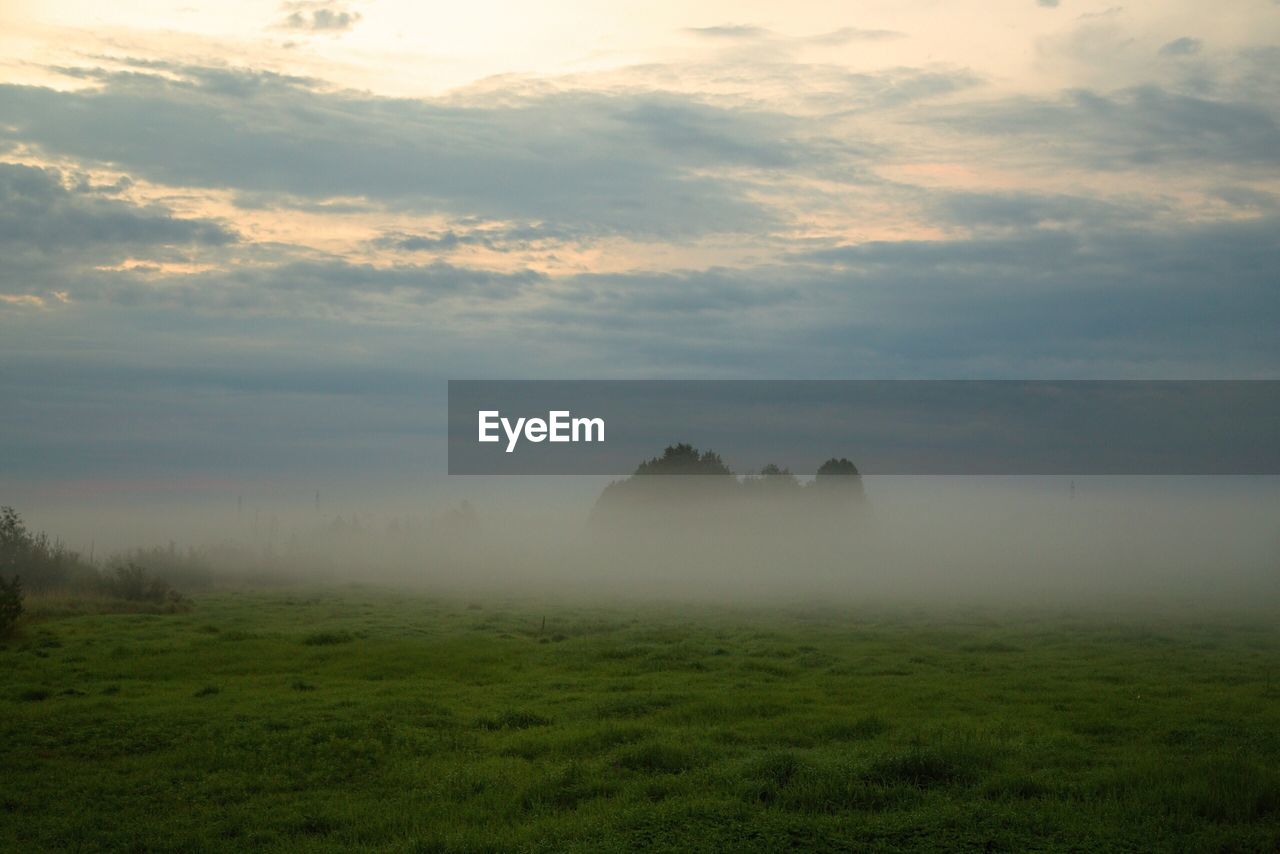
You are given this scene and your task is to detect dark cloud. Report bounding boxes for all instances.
[932,85,1280,169]
[1211,186,1277,211]
[0,66,843,238]
[7,168,1271,378]
[3,207,1276,488]
[1037,0,1060,7]
[234,259,540,306]
[936,191,1142,229]
[372,222,576,253]
[774,216,1280,376]
[1160,37,1203,57]
[0,162,234,252]
[39,258,542,315]
[375,231,469,252]
[163,209,1280,375]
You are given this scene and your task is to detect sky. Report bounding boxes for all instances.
[1,0,1278,522]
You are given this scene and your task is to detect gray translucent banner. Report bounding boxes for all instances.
[447,381,1280,475]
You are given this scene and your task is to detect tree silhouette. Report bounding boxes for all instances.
[634,443,733,476]
[742,463,801,496]
[592,445,867,531]
[812,457,865,502]
[816,457,860,478]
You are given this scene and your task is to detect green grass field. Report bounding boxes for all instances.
[4,588,1279,852]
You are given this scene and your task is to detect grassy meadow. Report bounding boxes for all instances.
[3,587,1279,852]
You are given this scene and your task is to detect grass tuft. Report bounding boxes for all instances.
[821,713,889,742]
[862,741,991,788]
[476,710,551,731]
[302,630,355,646]
[616,740,699,774]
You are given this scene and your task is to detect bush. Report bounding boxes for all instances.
[1,508,191,610]
[111,545,213,591]
[1,506,92,590]
[103,561,185,605]
[0,574,22,636]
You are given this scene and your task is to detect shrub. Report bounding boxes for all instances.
[105,562,145,599]
[0,574,22,636]
[0,508,191,609]
[111,545,213,591]
[0,506,92,590]
[103,561,182,604]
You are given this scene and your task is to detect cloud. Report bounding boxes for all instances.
[687,24,901,44]
[0,162,233,251]
[0,65,845,238]
[807,27,903,45]
[1211,186,1278,211]
[1159,37,1203,57]
[374,231,471,253]
[935,191,1140,229]
[3,198,1276,488]
[278,2,361,33]
[0,160,237,308]
[371,223,577,253]
[23,256,544,320]
[931,85,1280,169]
[1037,0,1060,7]
[775,216,1280,376]
[686,24,771,40]
[71,206,1276,378]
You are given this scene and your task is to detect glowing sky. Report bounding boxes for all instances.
[1,0,1278,500]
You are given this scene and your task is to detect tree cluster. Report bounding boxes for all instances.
[592,443,866,526]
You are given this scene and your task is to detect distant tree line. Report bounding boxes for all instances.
[611,443,863,491]
[592,443,866,526]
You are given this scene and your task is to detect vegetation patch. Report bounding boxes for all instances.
[863,741,992,789]
[821,714,890,742]
[616,741,699,774]
[2,589,1279,852]
[301,630,355,646]
[476,710,551,731]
